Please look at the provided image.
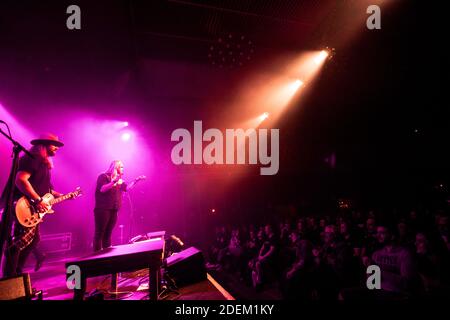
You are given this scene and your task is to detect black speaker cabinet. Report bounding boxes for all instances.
[0,273,32,300]
[166,247,206,287]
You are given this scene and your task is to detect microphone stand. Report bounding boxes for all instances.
[0,128,33,158]
[0,127,33,269]
[125,178,143,242]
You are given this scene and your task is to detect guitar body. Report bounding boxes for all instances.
[15,187,82,228]
[16,193,55,228]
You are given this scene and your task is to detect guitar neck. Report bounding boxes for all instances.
[50,193,72,205]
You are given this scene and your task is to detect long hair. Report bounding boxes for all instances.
[105,160,123,179]
[1,144,52,207]
[30,144,53,169]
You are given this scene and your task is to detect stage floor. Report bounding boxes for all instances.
[26,256,233,300]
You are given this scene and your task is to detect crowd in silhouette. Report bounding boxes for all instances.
[207,208,450,300]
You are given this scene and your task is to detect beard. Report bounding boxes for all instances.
[45,145,58,157]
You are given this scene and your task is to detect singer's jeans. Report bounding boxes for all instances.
[93,208,118,251]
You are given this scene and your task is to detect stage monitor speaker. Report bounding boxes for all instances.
[0,273,32,300]
[166,247,206,287]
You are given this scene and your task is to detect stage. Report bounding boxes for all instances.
[24,255,233,300]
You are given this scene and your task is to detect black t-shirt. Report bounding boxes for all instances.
[94,173,127,210]
[13,155,52,201]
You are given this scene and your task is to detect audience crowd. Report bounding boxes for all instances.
[207,208,450,300]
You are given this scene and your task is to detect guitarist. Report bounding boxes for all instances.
[93,160,143,251]
[3,133,65,277]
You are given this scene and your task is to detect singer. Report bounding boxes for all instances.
[93,160,129,251]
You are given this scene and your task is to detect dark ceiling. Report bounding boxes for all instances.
[0,0,339,66]
[131,0,336,60]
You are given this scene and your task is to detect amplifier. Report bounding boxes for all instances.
[0,273,32,300]
[39,233,72,254]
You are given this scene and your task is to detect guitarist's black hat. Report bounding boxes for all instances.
[31,133,64,147]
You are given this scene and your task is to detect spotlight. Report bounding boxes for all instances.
[327,47,336,60]
[314,47,336,65]
[314,50,329,65]
[282,79,304,100]
[260,112,269,121]
[293,79,304,90]
[123,121,129,127]
[121,132,131,141]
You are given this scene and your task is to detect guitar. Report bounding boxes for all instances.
[15,187,82,227]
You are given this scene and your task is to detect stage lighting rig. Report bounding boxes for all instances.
[324,47,336,61]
